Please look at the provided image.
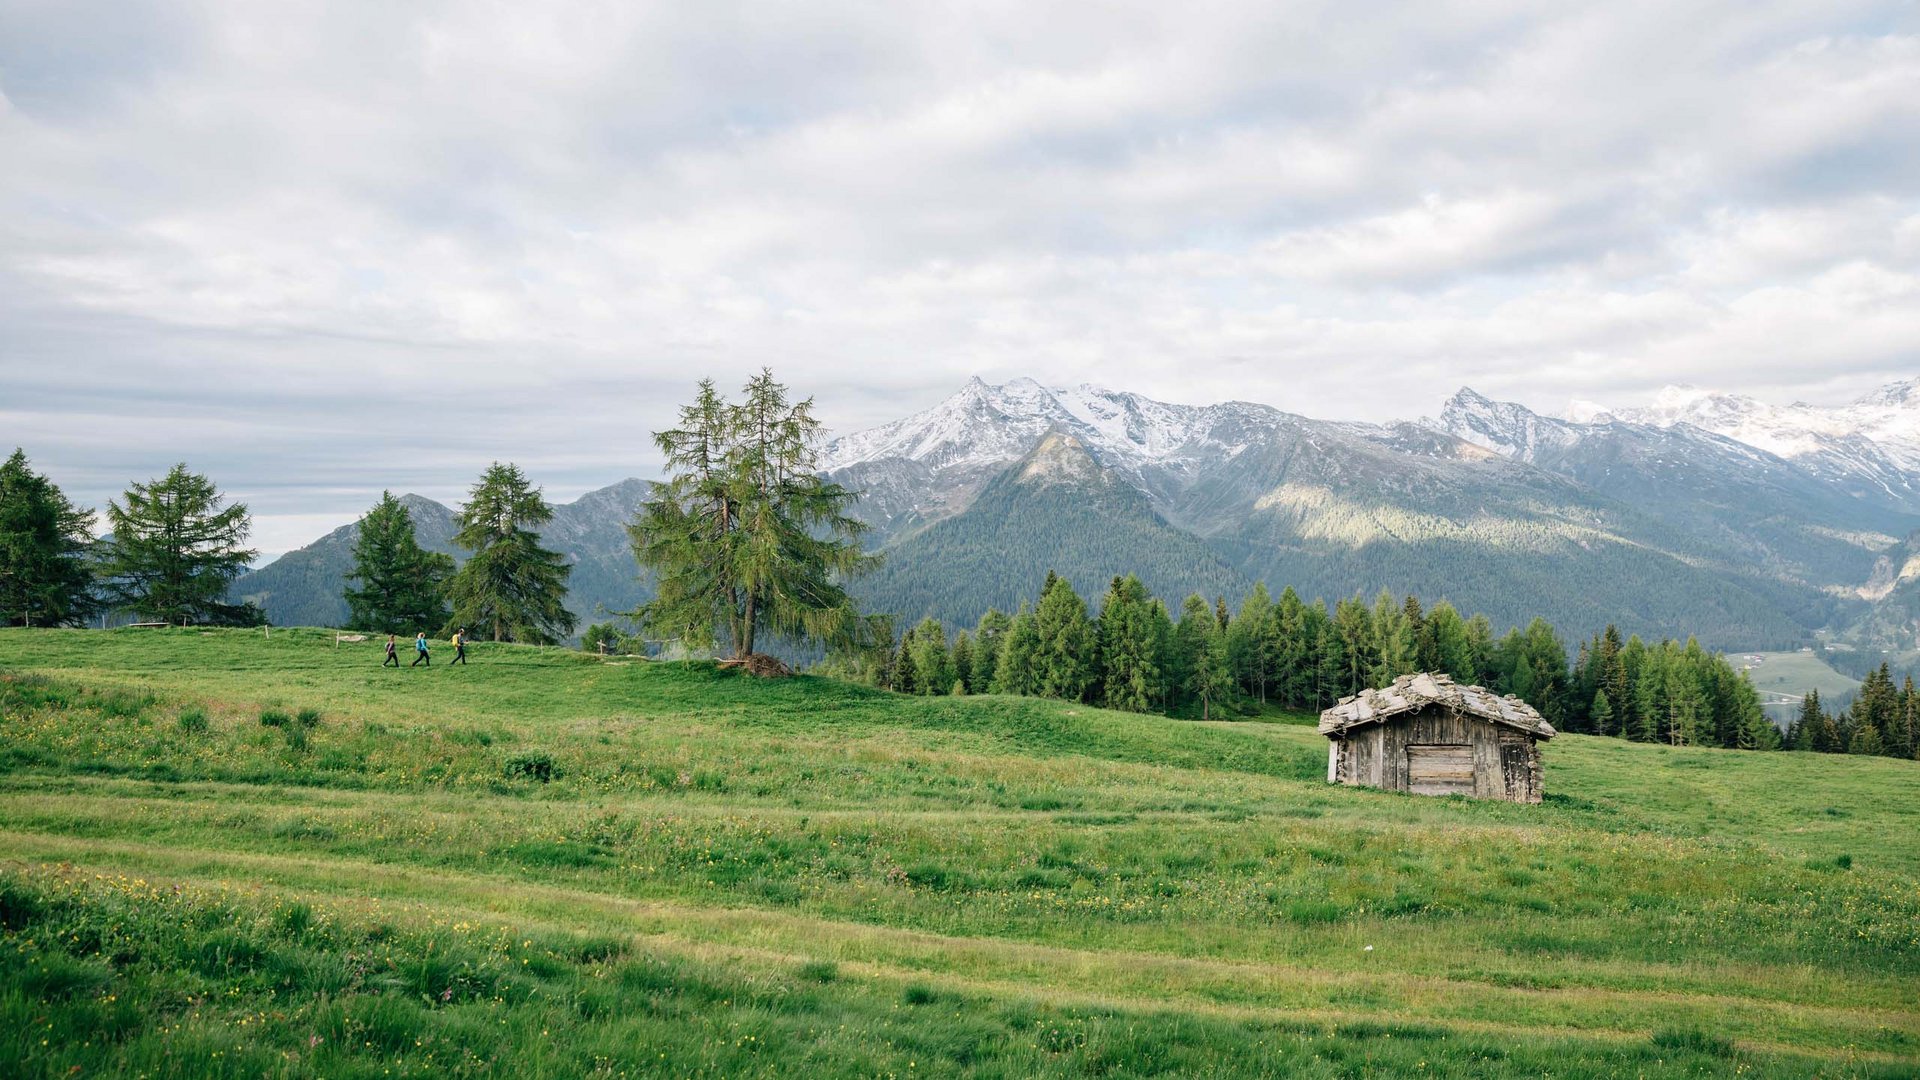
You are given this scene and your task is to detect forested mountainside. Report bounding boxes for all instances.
[237,376,1920,654]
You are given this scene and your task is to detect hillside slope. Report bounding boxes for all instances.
[2,628,1917,1077]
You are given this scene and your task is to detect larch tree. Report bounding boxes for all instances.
[445,463,575,644]
[342,491,455,634]
[631,371,880,663]
[0,449,100,627]
[101,463,258,626]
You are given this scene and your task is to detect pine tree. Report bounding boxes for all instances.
[101,463,258,626]
[445,463,574,644]
[342,492,454,633]
[1033,574,1095,702]
[0,449,99,627]
[632,371,879,660]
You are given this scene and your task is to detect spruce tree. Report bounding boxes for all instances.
[1734,674,1778,750]
[909,616,951,695]
[0,449,99,627]
[950,631,975,694]
[1372,589,1410,684]
[1179,593,1230,720]
[1332,596,1375,696]
[1097,575,1159,713]
[632,372,878,660]
[1849,721,1885,755]
[992,604,1042,696]
[1589,689,1614,736]
[972,608,1012,692]
[1226,583,1273,703]
[893,626,919,693]
[342,492,454,633]
[1271,587,1308,708]
[101,463,258,626]
[1032,574,1095,702]
[1425,603,1476,684]
[445,463,574,644]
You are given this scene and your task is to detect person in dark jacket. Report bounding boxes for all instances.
[450,628,469,666]
[383,634,399,667]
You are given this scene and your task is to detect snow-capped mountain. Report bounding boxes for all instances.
[1568,381,1920,506]
[1432,388,1586,463]
[819,377,1295,539]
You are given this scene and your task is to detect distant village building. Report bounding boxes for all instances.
[1319,673,1555,803]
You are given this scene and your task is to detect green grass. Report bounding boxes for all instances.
[1,626,1918,1077]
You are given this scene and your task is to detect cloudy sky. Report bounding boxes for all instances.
[3,1,1919,554]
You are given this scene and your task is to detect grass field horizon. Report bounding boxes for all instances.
[3,626,1918,1077]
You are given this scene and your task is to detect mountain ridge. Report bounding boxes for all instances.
[237,373,1920,653]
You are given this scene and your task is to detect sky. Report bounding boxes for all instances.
[3,1,1919,555]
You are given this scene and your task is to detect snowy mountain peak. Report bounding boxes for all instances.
[1856,377,1920,409]
[1432,387,1574,462]
[820,377,1270,478]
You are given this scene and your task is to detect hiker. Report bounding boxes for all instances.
[411,631,430,667]
[450,627,469,666]
[383,634,399,667]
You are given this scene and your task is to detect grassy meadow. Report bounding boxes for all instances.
[1,627,1918,1077]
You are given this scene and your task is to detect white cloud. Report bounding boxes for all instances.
[2,0,1919,543]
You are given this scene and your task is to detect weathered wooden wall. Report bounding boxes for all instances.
[1328,705,1543,803]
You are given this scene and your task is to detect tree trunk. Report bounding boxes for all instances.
[740,592,756,658]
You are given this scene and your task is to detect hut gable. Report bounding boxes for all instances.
[1319,673,1555,803]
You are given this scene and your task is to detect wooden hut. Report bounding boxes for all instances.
[1319,672,1555,803]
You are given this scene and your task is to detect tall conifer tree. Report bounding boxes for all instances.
[0,449,99,627]
[633,371,878,660]
[343,492,454,633]
[445,463,574,644]
[101,463,258,626]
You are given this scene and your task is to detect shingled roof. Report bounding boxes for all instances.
[1319,672,1556,740]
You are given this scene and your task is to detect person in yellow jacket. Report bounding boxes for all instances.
[450,628,469,666]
